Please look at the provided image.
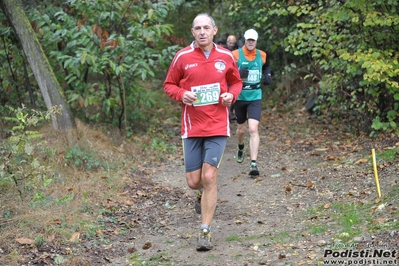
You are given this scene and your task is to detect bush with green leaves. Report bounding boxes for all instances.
[0,106,56,198]
[278,0,399,134]
[31,0,181,130]
[64,145,102,171]
[230,0,399,134]
[0,0,181,133]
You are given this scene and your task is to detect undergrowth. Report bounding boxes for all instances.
[0,91,181,265]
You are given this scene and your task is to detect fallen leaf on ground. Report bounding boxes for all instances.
[16,238,35,245]
[142,242,152,249]
[70,232,80,242]
[354,158,368,164]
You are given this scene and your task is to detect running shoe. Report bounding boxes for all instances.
[196,228,213,251]
[194,189,203,214]
[236,144,245,163]
[249,162,259,176]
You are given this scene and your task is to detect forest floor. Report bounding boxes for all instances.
[4,104,399,266]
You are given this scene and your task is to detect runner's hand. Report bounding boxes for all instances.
[182,91,197,106]
[220,92,234,107]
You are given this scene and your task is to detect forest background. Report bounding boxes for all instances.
[0,0,398,265]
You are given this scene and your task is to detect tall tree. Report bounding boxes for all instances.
[0,0,75,131]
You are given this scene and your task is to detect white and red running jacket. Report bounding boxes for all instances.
[164,42,242,138]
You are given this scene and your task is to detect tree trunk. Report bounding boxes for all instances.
[0,0,76,131]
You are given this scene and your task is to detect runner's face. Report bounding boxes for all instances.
[245,39,257,51]
[191,15,217,50]
[227,40,236,49]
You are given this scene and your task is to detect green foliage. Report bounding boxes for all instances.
[230,0,399,134]
[0,106,55,197]
[0,21,30,108]
[1,0,397,136]
[52,0,175,129]
[63,144,117,171]
[306,201,369,243]
[375,148,399,162]
[310,224,328,235]
[281,0,399,134]
[151,138,176,154]
[34,235,45,246]
[64,145,102,170]
[0,0,181,133]
[225,235,241,241]
[53,255,66,265]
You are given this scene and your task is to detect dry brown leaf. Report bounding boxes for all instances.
[53,219,62,224]
[47,234,56,242]
[372,218,389,224]
[15,238,35,245]
[70,232,80,242]
[255,177,263,182]
[125,200,134,205]
[308,254,317,260]
[354,158,368,164]
[325,155,342,161]
[383,146,394,150]
[142,241,152,250]
[127,247,137,253]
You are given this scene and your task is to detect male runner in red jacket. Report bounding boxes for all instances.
[164,13,242,251]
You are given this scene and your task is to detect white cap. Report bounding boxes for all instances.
[244,29,258,41]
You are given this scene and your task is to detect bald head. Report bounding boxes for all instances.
[191,13,218,51]
[192,13,216,28]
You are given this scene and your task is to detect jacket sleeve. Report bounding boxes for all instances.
[164,56,186,102]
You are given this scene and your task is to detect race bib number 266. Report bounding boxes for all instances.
[191,83,221,107]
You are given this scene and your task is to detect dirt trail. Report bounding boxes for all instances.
[118,108,398,266]
[10,107,398,266]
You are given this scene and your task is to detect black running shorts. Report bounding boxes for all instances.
[234,100,262,124]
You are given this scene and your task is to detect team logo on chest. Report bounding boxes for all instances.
[214,60,226,72]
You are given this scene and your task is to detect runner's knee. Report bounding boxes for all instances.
[186,171,202,189]
[201,168,217,187]
[237,124,247,135]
